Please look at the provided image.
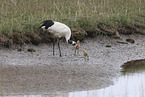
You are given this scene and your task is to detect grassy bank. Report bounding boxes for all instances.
[0,0,145,47]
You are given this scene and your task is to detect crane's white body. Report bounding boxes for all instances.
[40,20,76,57]
[41,21,71,43]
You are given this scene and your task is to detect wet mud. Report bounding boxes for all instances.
[0,34,145,96]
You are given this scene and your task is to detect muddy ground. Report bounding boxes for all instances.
[0,34,145,96]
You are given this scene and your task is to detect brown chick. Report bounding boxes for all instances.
[82,49,89,60]
[75,40,80,55]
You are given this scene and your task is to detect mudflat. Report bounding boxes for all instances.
[0,35,145,95]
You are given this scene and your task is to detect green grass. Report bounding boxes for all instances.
[0,0,145,47]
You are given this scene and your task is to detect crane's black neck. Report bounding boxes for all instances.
[68,40,76,45]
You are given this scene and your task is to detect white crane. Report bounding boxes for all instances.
[40,20,76,57]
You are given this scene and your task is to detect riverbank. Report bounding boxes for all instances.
[0,0,145,48]
[0,34,145,95]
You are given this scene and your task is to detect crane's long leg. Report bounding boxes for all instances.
[53,38,55,56]
[57,38,62,57]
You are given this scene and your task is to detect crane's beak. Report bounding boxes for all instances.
[72,41,76,46]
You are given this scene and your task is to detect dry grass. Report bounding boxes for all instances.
[0,0,145,47]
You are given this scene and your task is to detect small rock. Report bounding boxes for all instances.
[116,41,128,44]
[106,45,111,47]
[126,38,135,43]
[27,48,36,52]
[18,48,24,52]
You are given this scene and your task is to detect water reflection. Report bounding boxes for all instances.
[68,59,145,97]
[83,70,145,97]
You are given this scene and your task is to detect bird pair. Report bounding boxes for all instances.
[74,40,89,60]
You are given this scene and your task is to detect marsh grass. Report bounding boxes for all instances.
[0,0,145,47]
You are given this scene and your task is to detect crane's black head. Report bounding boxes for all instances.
[39,20,54,30]
[68,40,76,46]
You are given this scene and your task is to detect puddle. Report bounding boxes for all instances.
[1,59,145,97]
[68,70,145,97]
[1,68,145,97]
[68,59,145,97]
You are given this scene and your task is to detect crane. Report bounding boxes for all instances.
[40,20,76,57]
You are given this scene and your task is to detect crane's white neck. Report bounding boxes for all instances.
[65,30,76,45]
[65,29,71,43]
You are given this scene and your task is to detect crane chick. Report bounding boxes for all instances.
[40,20,76,57]
[75,40,80,55]
[82,49,89,60]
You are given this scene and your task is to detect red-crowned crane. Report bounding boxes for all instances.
[40,20,76,57]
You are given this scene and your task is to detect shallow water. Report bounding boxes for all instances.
[0,35,145,97]
[1,66,145,97]
[68,70,145,97]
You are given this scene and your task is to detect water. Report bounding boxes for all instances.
[1,60,145,97]
[1,70,145,97]
[73,70,145,97]
[67,60,145,97]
